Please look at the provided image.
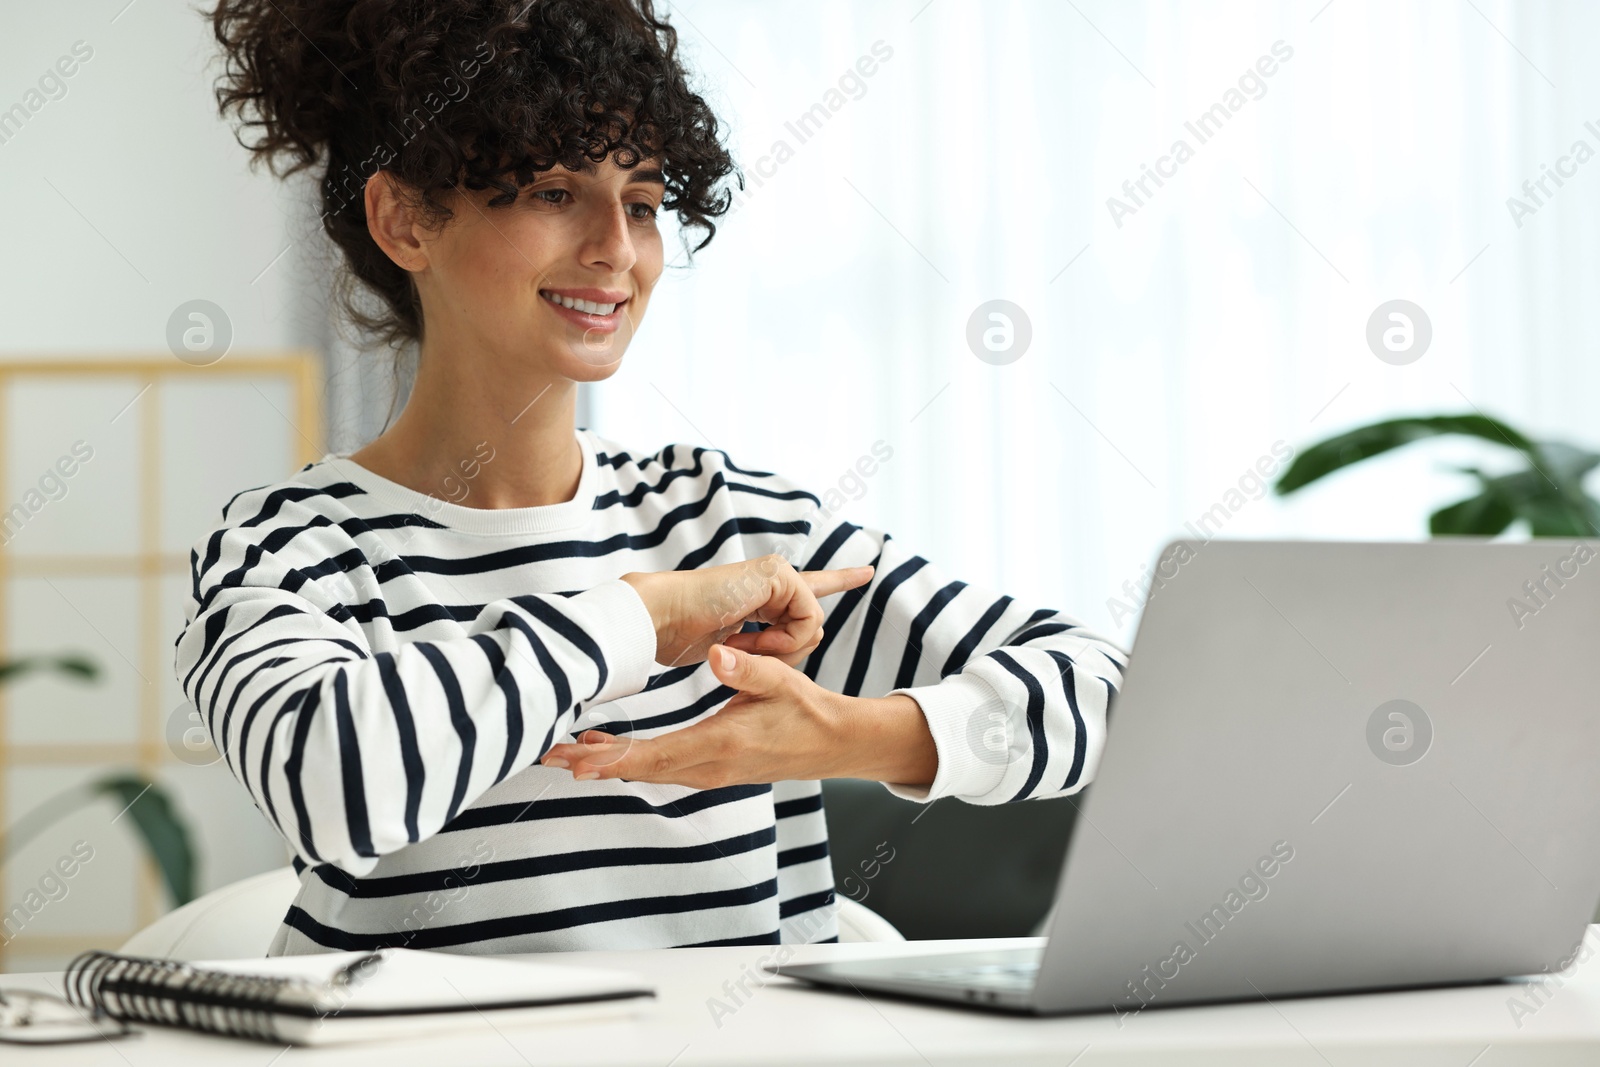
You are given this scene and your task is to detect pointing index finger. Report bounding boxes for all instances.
[801,565,874,599]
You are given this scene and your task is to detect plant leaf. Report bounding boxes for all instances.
[89,775,196,906]
[49,654,100,681]
[1471,468,1597,537]
[1430,493,1515,536]
[1532,440,1600,486]
[0,654,100,686]
[1275,414,1542,496]
[1525,442,1600,535]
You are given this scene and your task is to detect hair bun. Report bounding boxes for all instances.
[211,0,355,174]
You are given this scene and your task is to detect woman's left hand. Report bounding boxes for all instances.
[539,644,938,790]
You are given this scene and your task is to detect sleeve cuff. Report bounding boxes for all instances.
[569,578,659,705]
[881,673,1011,804]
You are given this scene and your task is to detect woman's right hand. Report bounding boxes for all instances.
[620,555,874,670]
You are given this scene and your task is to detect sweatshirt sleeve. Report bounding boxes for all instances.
[792,515,1127,806]
[175,530,658,877]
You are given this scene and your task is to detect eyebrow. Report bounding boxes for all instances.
[570,160,667,185]
[625,167,667,185]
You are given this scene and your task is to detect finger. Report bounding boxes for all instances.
[542,725,709,785]
[721,626,816,656]
[714,555,804,625]
[719,630,768,654]
[801,565,874,600]
[708,642,793,695]
[540,729,634,774]
[721,628,818,668]
[541,730,634,779]
[775,646,815,669]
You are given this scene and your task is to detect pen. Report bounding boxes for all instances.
[329,951,386,990]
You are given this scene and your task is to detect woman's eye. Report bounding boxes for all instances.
[626,202,659,221]
[531,188,571,206]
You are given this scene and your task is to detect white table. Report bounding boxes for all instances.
[7,933,1600,1065]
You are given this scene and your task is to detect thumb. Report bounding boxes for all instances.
[708,642,789,693]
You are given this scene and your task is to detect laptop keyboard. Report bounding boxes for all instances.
[901,961,1041,990]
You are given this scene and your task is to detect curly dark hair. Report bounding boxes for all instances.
[210,0,738,346]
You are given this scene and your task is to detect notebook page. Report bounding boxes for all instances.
[190,948,653,1013]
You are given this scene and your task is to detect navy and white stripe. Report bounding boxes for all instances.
[174,429,1125,955]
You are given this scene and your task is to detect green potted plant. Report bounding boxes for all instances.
[1274,413,1599,537]
[0,654,195,907]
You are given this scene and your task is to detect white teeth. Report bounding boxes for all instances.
[542,291,618,316]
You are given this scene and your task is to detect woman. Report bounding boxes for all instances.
[181,0,1126,955]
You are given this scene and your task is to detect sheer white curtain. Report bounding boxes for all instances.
[592,0,1600,637]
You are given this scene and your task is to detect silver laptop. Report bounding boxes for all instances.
[777,539,1600,1014]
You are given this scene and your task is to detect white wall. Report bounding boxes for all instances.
[0,3,321,355]
[1,1,322,970]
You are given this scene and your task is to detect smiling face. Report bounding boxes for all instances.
[383,154,667,382]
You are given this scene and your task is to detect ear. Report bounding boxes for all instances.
[364,171,429,273]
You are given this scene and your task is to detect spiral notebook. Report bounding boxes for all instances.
[64,947,654,1046]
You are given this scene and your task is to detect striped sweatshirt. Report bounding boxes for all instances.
[175,428,1127,955]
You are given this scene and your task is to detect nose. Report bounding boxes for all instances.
[579,199,638,276]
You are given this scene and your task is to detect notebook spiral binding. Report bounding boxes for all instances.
[64,950,300,1042]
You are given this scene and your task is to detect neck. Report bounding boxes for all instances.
[350,346,584,510]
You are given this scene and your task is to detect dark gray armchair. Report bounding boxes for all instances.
[822,779,1082,940]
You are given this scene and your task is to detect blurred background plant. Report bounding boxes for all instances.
[0,655,195,906]
[1275,414,1600,537]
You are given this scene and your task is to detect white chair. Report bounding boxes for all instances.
[121,866,902,961]
[834,894,904,944]
[119,866,300,961]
